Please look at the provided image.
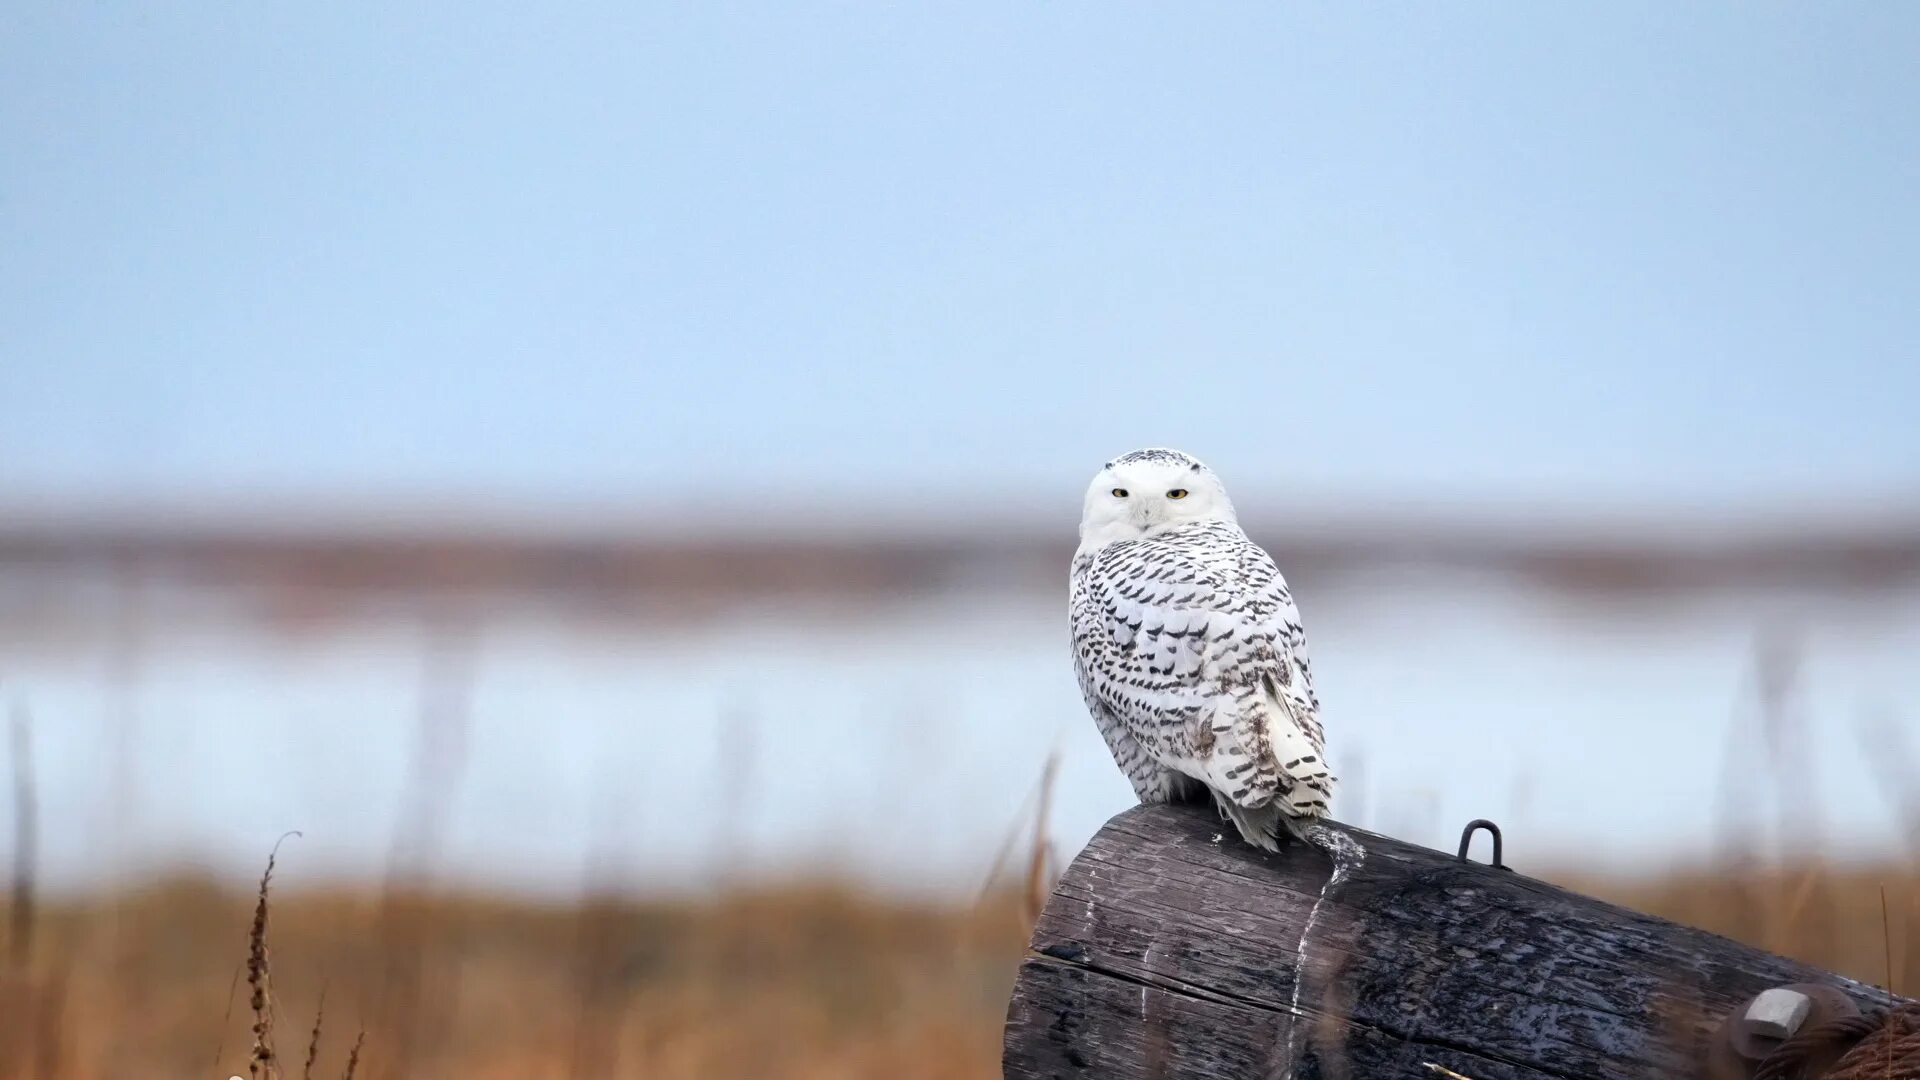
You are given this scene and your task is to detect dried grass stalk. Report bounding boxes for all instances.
[247,833,300,1080]
[302,987,326,1080]
[341,1030,364,1080]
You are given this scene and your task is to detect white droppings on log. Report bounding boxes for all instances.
[1280,825,1367,1079]
[1139,937,1154,1020]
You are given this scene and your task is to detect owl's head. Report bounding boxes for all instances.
[1079,448,1237,550]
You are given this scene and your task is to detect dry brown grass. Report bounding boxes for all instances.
[0,861,1910,1079]
[0,879,1034,1080]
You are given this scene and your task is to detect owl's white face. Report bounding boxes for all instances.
[1078,448,1236,553]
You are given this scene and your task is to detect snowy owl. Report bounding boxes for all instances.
[1070,448,1333,850]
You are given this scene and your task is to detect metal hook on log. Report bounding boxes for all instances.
[1456,818,1508,870]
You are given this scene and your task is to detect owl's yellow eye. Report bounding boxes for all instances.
[1166,488,1189,500]
[1110,488,1128,498]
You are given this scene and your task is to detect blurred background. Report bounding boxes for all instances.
[2,4,1917,1078]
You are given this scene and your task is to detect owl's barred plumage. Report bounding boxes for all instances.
[1071,448,1333,850]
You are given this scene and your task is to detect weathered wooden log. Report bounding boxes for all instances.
[1004,803,1906,1079]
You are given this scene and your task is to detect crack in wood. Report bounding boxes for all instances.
[1027,948,1596,1080]
[1027,950,1281,1013]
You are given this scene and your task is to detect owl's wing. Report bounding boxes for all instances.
[1080,531,1333,822]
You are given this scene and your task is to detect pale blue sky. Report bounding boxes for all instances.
[4,4,1917,511]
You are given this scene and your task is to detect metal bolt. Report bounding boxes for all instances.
[1744,987,1812,1040]
[1711,983,1860,1077]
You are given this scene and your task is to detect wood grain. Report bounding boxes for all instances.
[1004,803,1904,1079]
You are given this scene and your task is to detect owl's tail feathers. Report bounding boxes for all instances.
[1215,797,1286,852]
[1214,796,1322,850]
[1258,675,1336,822]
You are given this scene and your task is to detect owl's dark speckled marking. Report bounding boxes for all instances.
[1071,505,1332,849]
[1107,448,1199,469]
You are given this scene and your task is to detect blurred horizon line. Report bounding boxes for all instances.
[5,484,1920,538]
[4,492,1919,629]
